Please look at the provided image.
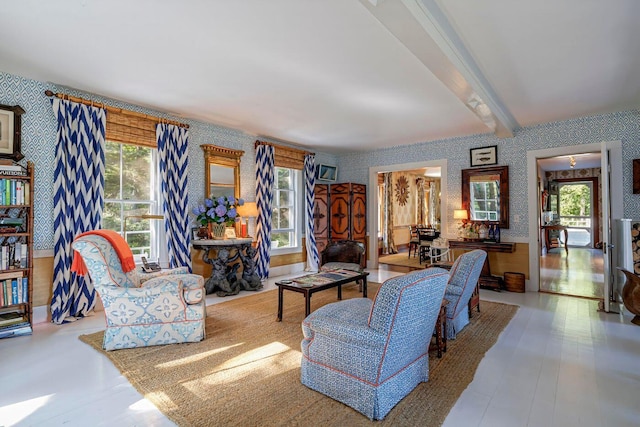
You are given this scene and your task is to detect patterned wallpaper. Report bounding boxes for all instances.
[338,110,640,239]
[2,69,638,247]
[0,71,337,250]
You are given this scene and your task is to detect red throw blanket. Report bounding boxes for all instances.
[71,229,136,276]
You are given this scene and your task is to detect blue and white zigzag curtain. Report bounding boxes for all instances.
[157,123,191,270]
[304,154,319,271]
[50,98,105,324]
[255,144,274,279]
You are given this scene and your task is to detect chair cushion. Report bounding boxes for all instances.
[321,262,363,273]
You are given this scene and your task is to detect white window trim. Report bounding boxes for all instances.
[271,168,303,256]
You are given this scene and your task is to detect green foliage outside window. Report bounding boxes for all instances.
[103,141,157,256]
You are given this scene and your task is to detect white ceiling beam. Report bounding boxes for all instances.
[359,0,517,138]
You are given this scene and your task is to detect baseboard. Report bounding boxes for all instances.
[33,304,49,324]
[269,262,306,278]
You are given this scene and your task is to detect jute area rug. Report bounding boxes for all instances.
[80,284,517,427]
[379,252,425,270]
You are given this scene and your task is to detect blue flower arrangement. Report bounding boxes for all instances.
[193,196,245,226]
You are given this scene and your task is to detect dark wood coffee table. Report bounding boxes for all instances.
[276,269,369,321]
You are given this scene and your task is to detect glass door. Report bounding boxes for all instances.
[558,181,593,247]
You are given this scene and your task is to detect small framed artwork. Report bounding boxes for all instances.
[224,227,237,239]
[0,104,25,161]
[316,164,338,182]
[191,227,201,240]
[470,145,498,167]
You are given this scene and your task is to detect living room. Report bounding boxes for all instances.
[1,1,640,426]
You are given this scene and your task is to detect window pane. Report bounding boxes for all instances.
[277,169,292,189]
[278,208,291,228]
[104,142,121,199]
[272,231,291,248]
[278,190,291,206]
[103,202,121,231]
[122,145,152,200]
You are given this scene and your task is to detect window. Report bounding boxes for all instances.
[271,167,301,251]
[470,181,499,221]
[103,141,161,261]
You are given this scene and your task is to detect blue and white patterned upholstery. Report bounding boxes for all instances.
[72,234,206,351]
[301,268,449,420]
[444,249,487,339]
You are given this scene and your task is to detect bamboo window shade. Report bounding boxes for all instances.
[255,140,314,170]
[44,90,189,148]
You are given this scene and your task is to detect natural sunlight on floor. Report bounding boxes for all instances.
[0,394,54,425]
[156,343,244,369]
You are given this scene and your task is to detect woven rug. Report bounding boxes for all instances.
[379,252,425,270]
[79,284,517,426]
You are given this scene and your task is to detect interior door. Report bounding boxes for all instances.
[601,144,612,311]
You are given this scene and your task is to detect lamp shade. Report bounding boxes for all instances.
[236,202,259,218]
[453,209,468,220]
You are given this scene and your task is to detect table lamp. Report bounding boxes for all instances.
[236,202,258,238]
[453,209,468,238]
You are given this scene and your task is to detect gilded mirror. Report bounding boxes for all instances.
[201,144,243,200]
[461,165,509,229]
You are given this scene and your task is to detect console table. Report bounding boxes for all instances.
[540,225,569,255]
[448,240,516,291]
[192,238,262,296]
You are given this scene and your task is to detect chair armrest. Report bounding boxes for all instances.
[138,266,189,283]
[446,284,464,296]
[303,299,385,348]
[144,274,205,304]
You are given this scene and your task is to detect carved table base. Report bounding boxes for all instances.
[193,238,262,297]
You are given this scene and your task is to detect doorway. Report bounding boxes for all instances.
[368,159,448,269]
[537,153,603,298]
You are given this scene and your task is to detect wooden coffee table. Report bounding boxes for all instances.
[276,269,369,321]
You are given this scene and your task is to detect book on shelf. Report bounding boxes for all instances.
[0,243,28,270]
[0,272,25,306]
[0,322,32,339]
[0,311,26,327]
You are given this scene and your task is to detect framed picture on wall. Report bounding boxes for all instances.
[0,104,25,161]
[316,164,338,182]
[470,145,497,167]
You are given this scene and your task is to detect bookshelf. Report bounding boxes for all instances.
[0,161,33,339]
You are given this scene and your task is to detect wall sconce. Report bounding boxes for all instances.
[569,156,576,168]
[236,202,258,238]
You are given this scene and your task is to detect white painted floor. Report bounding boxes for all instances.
[1,269,638,427]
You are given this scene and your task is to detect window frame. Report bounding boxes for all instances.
[271,166,302,255]
[102,140,165,264]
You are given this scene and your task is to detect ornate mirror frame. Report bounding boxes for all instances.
[201,144,243,201]
[461,165,509,229]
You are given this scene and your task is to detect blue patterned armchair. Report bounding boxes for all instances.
[444,249,487,339]
[72,234,206,351]
[301,268,449,420]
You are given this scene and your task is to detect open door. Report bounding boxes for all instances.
[601,144,612,311]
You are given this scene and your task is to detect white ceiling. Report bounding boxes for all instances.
[538,152,601,172]
[1,0,639,153]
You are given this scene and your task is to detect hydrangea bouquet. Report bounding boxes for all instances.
[193,196,245,226]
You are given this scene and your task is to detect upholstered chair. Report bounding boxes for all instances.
[301,268,449,420]
[72,234,206,351]
[444,249,487,339]
[319,239,365,273]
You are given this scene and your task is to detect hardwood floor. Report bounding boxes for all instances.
[539,247,604,299]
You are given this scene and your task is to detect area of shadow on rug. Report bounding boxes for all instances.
[79,284,517,427]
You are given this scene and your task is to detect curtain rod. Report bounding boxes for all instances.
[255,140,314,156]
[44,90,189,129]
